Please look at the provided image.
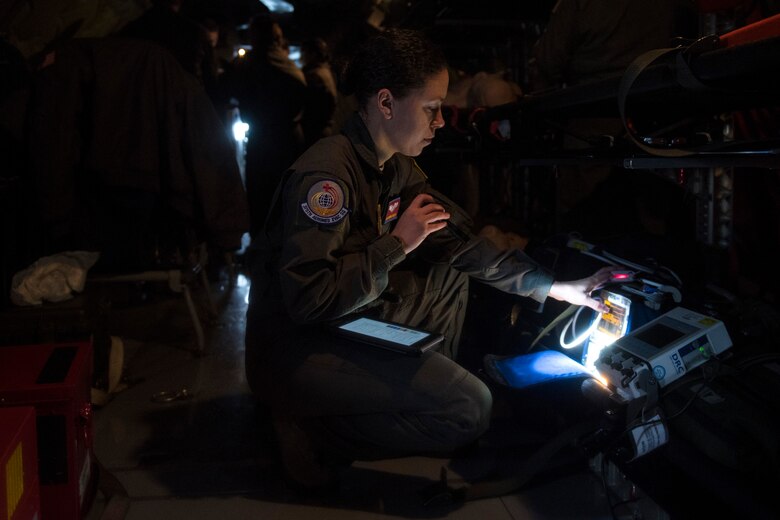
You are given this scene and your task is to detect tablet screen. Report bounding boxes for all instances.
[338,317,430,346]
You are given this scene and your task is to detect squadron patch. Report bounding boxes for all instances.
[301,179,349,224]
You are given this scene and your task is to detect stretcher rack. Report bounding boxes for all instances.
[484,22,780,169]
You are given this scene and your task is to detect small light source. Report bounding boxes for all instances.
[232,120,249,142]
[261,0,294,13]
[287,45,302,68]
[237,48,247,58]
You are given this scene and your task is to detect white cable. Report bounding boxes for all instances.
[560,306,602,350]
[658,265,683,286]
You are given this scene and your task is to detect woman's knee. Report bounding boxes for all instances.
[442,373,493,447]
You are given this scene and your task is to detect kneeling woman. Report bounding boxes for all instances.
[245,28,610,488]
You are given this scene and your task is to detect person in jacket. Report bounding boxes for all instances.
[245,28,610,489]
[300,37,338,147]
[528,0,689,91]
[222,12,307,236]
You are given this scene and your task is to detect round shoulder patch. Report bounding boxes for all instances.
[301,179,349,224]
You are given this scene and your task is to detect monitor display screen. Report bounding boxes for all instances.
[338,317,430,346]
[634,323,686,348]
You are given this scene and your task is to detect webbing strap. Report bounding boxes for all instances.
[97,459,130,520]
[463,419,599,501]
[422,419,600,505]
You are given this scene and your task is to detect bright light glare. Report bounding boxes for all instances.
[583,341,608,375]
[594,373,610,388]
[261,0,294,13]
[581,292,631,374]
[240,273,250,305]
[232,121,249,142]
[237,48,247,58]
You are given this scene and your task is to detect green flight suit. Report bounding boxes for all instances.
[245,113,553,460]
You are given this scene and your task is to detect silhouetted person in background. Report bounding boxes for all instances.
[527,0,695,247]
[24,37,248,272]
[200,17,223,77]
[300,37,338,147]
[528,0,691,92]
[121,0,219,103]
[428,54,520,219]
[222,13,307,236]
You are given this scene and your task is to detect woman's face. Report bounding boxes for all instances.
[387,68,448,157]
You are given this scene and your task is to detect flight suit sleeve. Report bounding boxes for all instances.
[278,172,407,323]
[400,165,554,303]
[450,241,554,302]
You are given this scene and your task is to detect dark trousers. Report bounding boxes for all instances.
[245,261,492,460]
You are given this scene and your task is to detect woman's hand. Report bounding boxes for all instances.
[390,194,450,254]
[548,266,613,313]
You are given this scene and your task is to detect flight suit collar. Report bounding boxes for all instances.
[342,112,385,179]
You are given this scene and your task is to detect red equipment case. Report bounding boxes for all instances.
[0,341,96,520]
[0,407,40,520]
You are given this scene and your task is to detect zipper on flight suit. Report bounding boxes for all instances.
[376,173,392,236]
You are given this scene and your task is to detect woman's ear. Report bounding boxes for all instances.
[376,88,393,120]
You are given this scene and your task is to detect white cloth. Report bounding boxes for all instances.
[10,251,100,306]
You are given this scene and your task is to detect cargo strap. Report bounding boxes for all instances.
[421,418,600,505]
[97,459,130,520]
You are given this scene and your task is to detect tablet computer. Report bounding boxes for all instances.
[334,316,444,356]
